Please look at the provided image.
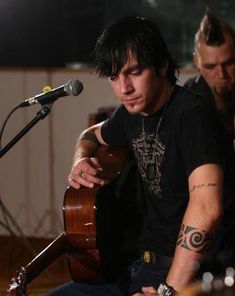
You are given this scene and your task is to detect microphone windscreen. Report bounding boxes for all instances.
[66,79,84,96]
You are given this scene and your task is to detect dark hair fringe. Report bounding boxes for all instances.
[92,16,180,84]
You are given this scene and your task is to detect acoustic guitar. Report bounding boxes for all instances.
[7,145,130,295]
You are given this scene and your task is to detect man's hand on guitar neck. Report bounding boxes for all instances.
[68,156,107,189]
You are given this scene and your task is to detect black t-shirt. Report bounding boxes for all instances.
[185,75,235,141]
[101,85,228,257]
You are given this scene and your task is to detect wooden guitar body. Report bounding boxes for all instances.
[64,145,130,282]
[8,145,130,294]
[64,185,102,283]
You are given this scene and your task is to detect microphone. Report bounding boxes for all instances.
[20,79,83,107]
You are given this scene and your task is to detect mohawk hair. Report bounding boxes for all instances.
[200,8,224,45]
[195,8,235,49]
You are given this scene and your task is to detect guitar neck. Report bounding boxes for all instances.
[25,232,67,283]
[8,232,67,294]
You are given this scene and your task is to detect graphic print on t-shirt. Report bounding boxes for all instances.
[132,129,165,198]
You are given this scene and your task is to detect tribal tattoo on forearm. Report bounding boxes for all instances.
[177,224,212,254]
[80,131,101,146]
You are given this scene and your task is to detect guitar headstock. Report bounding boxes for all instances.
[7,266,27,296]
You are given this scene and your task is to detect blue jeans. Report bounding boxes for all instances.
[45,282,122,296]
[45,258,171,296]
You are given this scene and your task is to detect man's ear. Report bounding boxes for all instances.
[159,61,169,76]
[193,51,199,69]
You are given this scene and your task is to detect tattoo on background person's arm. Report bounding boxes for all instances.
[177,224,212,254]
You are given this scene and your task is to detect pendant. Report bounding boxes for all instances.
[146,163,156,181]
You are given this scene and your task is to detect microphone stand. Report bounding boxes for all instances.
[0,104,52,255]
[0,104,52,158]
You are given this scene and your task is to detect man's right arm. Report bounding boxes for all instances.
[68,121,109,189]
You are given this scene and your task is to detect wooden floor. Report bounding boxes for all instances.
[0,235,71,296]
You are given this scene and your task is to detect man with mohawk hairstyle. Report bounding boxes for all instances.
[185,8,235,142]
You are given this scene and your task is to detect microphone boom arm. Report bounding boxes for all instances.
[0,104,52,158]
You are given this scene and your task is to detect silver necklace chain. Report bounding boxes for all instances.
[141,98,171,141]
[141,98,171,181]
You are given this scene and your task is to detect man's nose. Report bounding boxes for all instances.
[217,65,228,79]
[120,76,133,94]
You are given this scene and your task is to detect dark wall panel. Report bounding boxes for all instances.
[0,0,104,67]
[0,0,234,67]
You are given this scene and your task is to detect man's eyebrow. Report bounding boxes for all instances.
[202,62,215,67]
[224,57,235,64]
[203,57,235,68]
[122,64,141,74]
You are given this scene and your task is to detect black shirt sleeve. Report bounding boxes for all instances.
[101,104,129,146]
[177,105,224,176]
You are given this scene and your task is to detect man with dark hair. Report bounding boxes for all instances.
[47,16,232,295]
[185,9,235,142]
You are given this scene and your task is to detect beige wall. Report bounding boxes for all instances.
[0,67,197,237]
